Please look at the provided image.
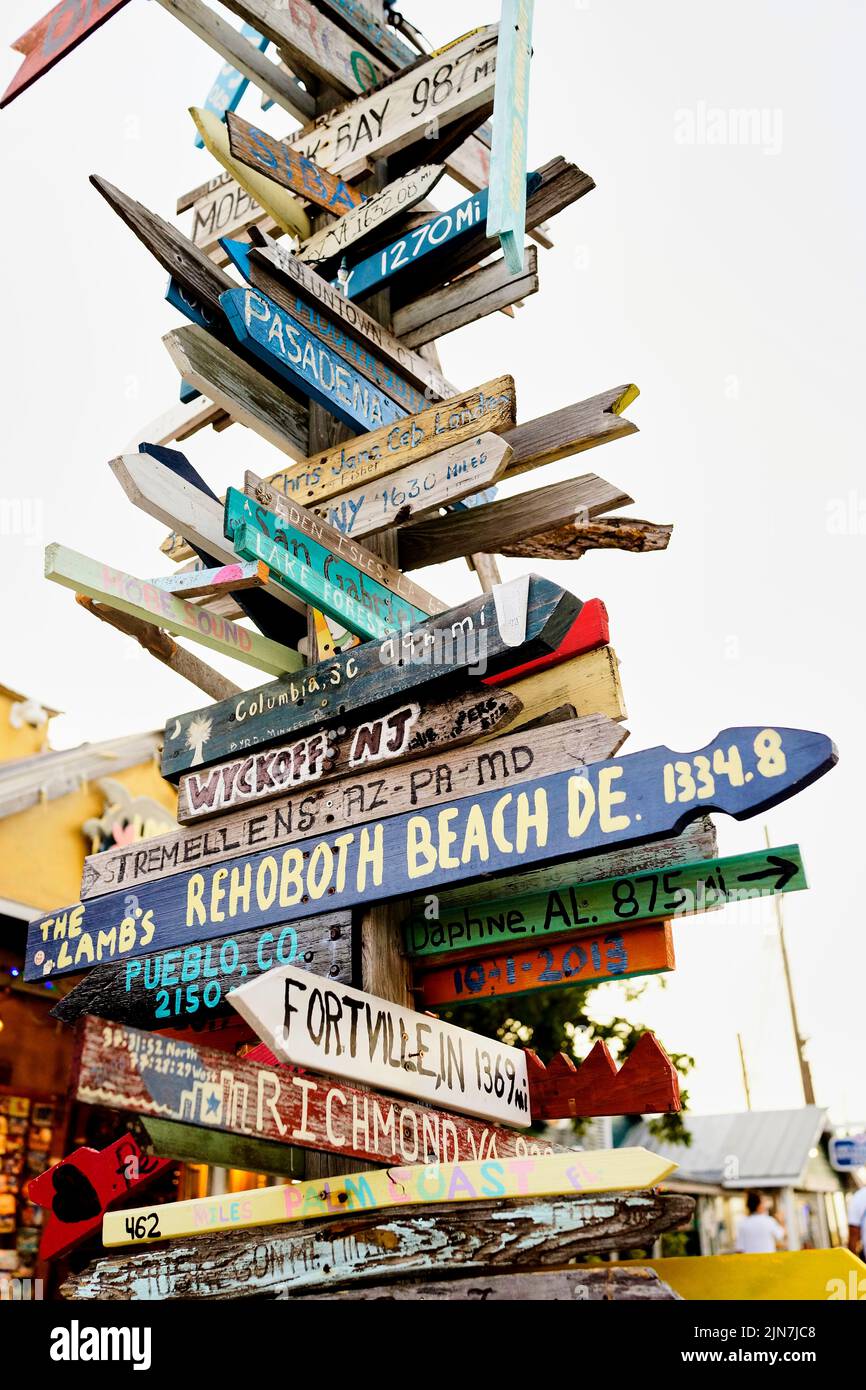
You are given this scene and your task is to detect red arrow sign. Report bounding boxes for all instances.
[2,0,132,108]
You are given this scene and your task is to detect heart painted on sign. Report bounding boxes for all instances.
[50,1163,101,1224]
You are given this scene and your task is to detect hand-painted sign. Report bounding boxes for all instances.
[44,543,298,677]
[405,846,808,959]
[187,174,275,257]
[190,106,312,241]
[195,25,270,148]
[27,1135,170,1261]
[26,727,834,982]
[220,286,407,432]
[229,965,531,1125]
[249,238,458,401]
[265,375,516,510]
[340,176,541,301]
[175,686,524,823]
[486,0,535,273]
[82,710,626,900]
[225,112,364,215]
[225,480,442,637]
[160,577,582,777]
[149,560,268,601]
[286,26,499,176]
[829,1136,866,1171]
[1,0,132,108]
[313,433,513,539]
[72,1018,555,1167]
[51,912,351,1031]
[221,0,391,97]
[414,922,675,1008]
[527,1034,682,1120]
[223,235,438,415]
[296,166,445,266]
[308,0,418,69]
[103,1148,675,1246]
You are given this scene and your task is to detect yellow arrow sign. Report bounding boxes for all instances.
[103,1148,676,1246]
[623,1249,866,1301]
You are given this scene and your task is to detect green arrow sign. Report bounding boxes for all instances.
[404,846,808,959]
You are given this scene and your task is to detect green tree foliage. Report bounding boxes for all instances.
[438,978,694,1145]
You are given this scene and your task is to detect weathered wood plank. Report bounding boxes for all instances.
[162,326,309,462]
[502,516,674,561]
[186,175,281,263]
[414,921,676,1009]
[45,543,299,676]
[141,1117,304,1180]
[122,394,227,453]
[75,596,241,703]
[190,106,312,240]
[294,165,445,266]
[307,1267,681,1301]
[154,0,314,121]
[149,560,268,600]
[1,0,132,108]
[221,0,391,96]
[486,0,535,272]
[157,575,582,778]
[68,1017,556,1173]
[392,250,540,348]
[526,1033,682,1121]
[226,111,365,215]
[82,702,626,898]
[502,385,639,480]
[265,375,516,509]
[104,1150,677,1245]
[25,727,836,983]
[396,472,633,570]
[406,846,807,959]
[61,1191,695,1299]
[51,912,352,1031]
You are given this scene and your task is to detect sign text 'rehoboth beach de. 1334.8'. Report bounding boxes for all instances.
[24,728,836,982]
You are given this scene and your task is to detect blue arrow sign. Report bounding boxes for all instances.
[24,727,836,981]
[220,286,407,432]
[339,173,542,301]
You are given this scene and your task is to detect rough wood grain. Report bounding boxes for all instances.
[163,326,309,461]
[396,472,633,570]
[503,517,674,561]
[61,1191,694,1299]
[149,560,268,600]
[51,912,352,1030]
[81,708,626,900]
[221,0,390,97]
[265,375,517,510]
[75,596,241,703]
[392,250,540,348]
[226,110,365,214]
[502,385,639,480]
[525,1033,682,1121]
[307,1267,681,1301]
[295,165,445,266]
[141,1117,305,1179]
[190,106,312,240]
[1,0,132,108]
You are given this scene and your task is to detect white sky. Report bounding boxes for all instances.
[1,0,863,1125]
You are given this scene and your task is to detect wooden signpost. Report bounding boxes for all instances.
[294,165,445,266]
[413,922,676,1008]
[27,1134,171,1261]
[26,727,835,984]
[157,577,588,777]
[103,1149,676,1246]
[339,176,541,301]
[183,172,277,260]
[220,286,407,433]
[1,0,132,108]
[405,846,809,959]
[487,0,535,273]
[44,543,301,676]
[281,24,499,176]
[229,964,532,1125]
[222,235,443,417]
[149,560,268,601]
[264,375,516,509]
[224,112,365,216]
[220,0,391,99]
[248,236,459,400]
[391,248,540,348]
[63,1191,694,1300]
[189,106,312,241]
[81,708,627,899]
[51,912,352,1032]
[71,1017,555,1166]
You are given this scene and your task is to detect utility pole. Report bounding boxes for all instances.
[765,826,816,1106]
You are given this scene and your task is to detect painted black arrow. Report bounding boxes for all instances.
[737,855,801,892]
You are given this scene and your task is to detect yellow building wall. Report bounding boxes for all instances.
[0,690,53,763]
[0,763,177,913]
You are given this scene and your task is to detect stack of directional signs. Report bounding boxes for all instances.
[8,0,838,1302]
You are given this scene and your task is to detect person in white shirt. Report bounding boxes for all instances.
[735,1191,787,1253]
[847,1187,866,1255]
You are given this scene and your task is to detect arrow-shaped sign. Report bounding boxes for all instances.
[102,1149,677,1247]
[1,0,133,108]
